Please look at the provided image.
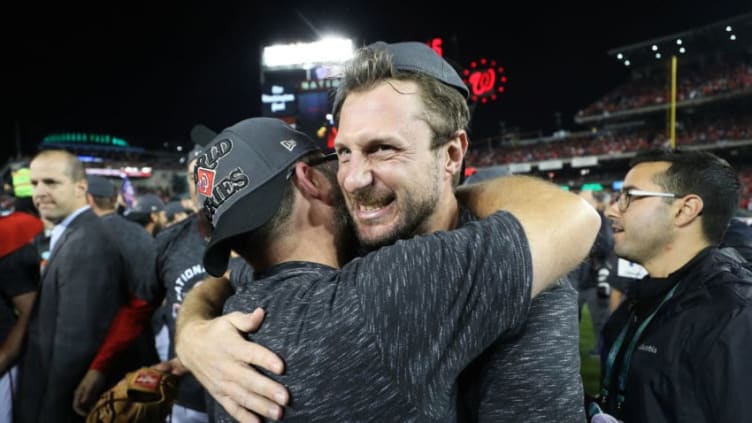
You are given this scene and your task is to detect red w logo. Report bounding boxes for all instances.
[196,168,215,197]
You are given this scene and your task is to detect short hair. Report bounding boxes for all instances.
[630,148,741,244]
[332,46,470,150]
[33,149,86,182]
[91,195,117,211]
[227,152,338,259]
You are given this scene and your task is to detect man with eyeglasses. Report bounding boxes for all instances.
[588,148,752,423]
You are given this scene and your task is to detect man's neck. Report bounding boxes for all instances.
[92,207,115,217]
[260,229,339,270]
[644,239,710,278]
[422,187,460,234]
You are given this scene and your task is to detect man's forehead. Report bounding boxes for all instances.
[337,90,433,149]
[626,161,671,186]
[30,159,68,176]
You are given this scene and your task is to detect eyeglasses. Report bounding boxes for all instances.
[615,189,677,212]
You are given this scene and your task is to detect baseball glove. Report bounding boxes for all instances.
[86,367,178,423]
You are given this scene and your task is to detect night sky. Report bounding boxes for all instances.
[4,0,750,164]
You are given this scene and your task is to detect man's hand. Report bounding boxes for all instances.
[175,307,289,423]
[73,368,106,416]
[151,358,189,376]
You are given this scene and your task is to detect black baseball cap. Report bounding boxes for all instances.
[197,117,321,276]
[187,123,217,163]
[87,175,117,197]
[124,193,166,222]
[165,201,189,220]
[368,41,468,98]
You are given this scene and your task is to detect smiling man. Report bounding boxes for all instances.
[590,148,752,423]
[175,41,590,422]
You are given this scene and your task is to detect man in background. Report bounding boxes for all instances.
[16,150,126,423]
[72,175,160,415]
[125,193,167,236]
[0,183,42,422]
[591,149,752,422]
[572,189,614,355]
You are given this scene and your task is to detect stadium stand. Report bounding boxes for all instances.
[465,13,752,207]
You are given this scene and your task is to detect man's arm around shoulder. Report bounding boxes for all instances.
[457,175,601,296]
[175,275,288,423]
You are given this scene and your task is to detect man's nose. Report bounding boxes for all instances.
[604,200,620,220]
[341,156,374,193]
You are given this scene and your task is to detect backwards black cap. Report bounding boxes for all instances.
[368,41,468,98]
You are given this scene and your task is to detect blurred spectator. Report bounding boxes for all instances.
[0,184,43,422]
[11,165,37,217]
[571,189,614,356]
[124,193,167,236]
[165,201,190,227]
[720,217,752,262]
[71,176,161,415]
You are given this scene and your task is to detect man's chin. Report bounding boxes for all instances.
[356,226,400,251]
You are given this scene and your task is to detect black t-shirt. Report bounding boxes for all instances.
[154,214,208,411]
[0,243,39,344]
[218,211,532,422]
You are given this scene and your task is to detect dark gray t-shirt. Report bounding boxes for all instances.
[101,213,158,302]
[457,208,584,422]
[0,243,39,343]
[218,211,532,422]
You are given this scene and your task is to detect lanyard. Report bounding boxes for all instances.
[600,282,681,410]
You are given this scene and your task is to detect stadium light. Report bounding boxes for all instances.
[617,53,623,59]
[624,60,631,66]
[730,34,737,41]
[655,53,662,59]
[676,39,682,45]
[262,37,353,70]
[679,47,686,54]
[726,25,733,32]
[651,44,658,51]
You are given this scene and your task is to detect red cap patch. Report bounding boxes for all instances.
[196,168,215,197]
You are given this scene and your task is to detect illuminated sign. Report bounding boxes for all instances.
[261,83,297,116]
[429,37,443,57]
[462,58,508,104]
[86,167,153,178]
[43,133,130,147]
[298,78,341,92]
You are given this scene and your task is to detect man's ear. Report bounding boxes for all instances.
[76,179,88,197]
[444,130,468,177]
[675,194,703,227]
[292,162,327,201]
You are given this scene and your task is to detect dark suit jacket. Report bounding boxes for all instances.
[16,208,126,423]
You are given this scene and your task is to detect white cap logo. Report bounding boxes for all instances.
[280,140,297,152]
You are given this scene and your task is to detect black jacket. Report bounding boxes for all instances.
[598,247,752,423]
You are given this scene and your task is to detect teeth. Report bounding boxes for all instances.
[359,204,383,212]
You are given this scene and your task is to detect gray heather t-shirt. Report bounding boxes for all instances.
[217,211,532,422]
[457,208,585,423]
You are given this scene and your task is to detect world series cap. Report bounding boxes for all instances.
[196,117,321,276]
